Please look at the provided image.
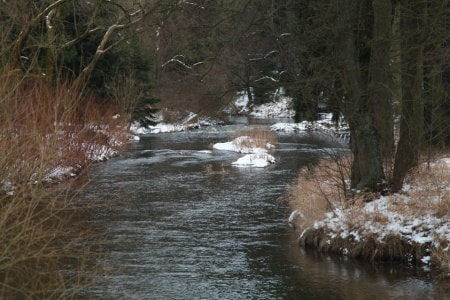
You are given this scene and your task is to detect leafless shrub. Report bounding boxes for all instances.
[0,74,126,298]
[108,72,144,121]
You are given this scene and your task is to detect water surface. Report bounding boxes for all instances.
[78,123,446,299]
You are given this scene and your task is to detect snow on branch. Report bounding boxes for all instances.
[264,50,279,59]
[254,76,278,83]
[161,55,203,70]
[46,8,56,30]
[179,0,205,9]
[248,53,263,61]
[278,33,292,38]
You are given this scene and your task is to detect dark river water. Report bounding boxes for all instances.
[77,120,447,299]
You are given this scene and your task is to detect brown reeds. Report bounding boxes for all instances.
[0,74,128,298]
[403,157,450,216]
[288,155,351,230]
[232,127,278,150]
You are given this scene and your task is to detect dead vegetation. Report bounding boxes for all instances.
[288,154,351,229]
[288,151,450,269]
[231,127,278,150]
[0,75,129,298]
[301,230,427,263]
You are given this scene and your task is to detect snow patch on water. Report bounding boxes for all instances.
[213,136,275,168]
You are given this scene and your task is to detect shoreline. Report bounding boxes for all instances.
[288,156,450,278]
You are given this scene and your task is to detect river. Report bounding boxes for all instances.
[76,120,445,299]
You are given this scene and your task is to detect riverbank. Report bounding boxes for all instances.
[288,154,450,276]
[223,94,450,276]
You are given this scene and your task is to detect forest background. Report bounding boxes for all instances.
[3,0,448,191]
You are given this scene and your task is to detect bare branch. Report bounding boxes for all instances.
[60,3,103,51]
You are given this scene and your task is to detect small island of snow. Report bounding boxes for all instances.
[213,135,276,168]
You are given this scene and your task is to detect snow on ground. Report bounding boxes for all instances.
[271,113,349,134]
[213,136,276,168]
[222,90,250,115]
[301,158,450,266]
[312,195,448,245]
[231,153,276,168]
[129,114,219,136]
[130,122,186,135]
[249,96,295,118]
[213,136,270,154]
[43,129,127,184]
[223,89,295,118]
[44,166,78,182]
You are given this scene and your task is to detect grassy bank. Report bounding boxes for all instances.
[0,75,129,298]
[288,153,450,274]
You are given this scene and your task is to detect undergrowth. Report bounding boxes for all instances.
[0,74,128,298]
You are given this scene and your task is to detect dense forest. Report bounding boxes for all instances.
[1,0,448,192]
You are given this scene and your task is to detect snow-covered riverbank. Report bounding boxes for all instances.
[289,154,450,271]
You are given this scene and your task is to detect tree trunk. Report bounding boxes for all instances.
[334,0,386,191]
[368,0,394,166]
[423,0,448,153]
[392,0,425,192]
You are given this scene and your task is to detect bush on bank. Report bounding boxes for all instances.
[0,75,129,298]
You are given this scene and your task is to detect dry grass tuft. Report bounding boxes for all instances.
[433,235,450,272]
[203,163,227,176]
[288,155,351,230]
[232,127,278,150]
[402,157,450,217]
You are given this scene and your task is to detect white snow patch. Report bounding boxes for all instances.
[232,153,276,168]
[307,193,450,264]
[130,122,186,134]
[44,166,77,182]
[249,96,295,118]
[213,136,269,154]
[213,135,276,168]
[129,114,220,135]
[271,113,349,134]
[222,90,250,114]
[224,89,293,117]
[291,157,450,266]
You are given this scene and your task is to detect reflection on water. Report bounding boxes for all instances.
[77,124,446,299]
